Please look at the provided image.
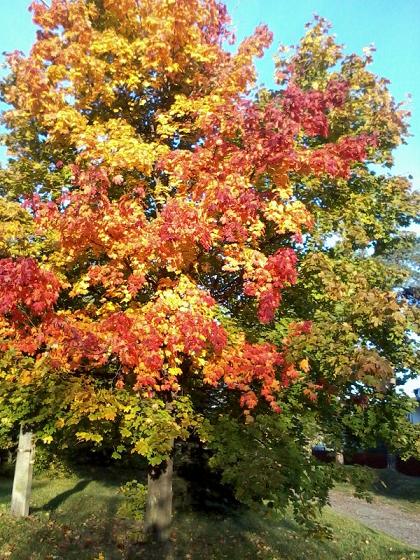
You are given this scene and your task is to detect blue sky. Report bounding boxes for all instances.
[0,1,419,394]
[225,0,420,187]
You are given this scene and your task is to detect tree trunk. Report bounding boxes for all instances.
[11,425,35,517]
[144,455,173,542]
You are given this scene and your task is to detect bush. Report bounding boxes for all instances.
[117,480,148,521]
[0,449,15,477]
[33,444,76,477]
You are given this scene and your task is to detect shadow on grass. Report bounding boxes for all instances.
[2,467,418,560]
[134,510,338,560]
[32,479,92,512]
[4,502,418,560]
[5,490,126,560]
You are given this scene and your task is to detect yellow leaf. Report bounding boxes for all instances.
[168,366,182,376]
[299,358,310,373]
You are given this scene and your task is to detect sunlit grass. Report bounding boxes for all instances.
[0,469,418,560]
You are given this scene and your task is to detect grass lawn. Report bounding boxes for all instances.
[336,468,420,516]
[0,468,418,560]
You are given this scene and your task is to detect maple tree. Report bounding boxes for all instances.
[206,19,419,518]
[0,1,418,538]
[268,19,419,458]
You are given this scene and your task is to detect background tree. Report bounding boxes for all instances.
[0,1,418,540]
[212,19,419,497]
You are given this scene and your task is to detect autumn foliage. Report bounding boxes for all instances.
[0,0,404,464]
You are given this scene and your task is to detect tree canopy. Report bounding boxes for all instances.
[0,0,418,533]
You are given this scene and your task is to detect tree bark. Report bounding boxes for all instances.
[144,454,173,542]
[11,425,35,517]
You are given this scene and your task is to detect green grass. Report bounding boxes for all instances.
[0,469,418,560]
[336,468,420,515]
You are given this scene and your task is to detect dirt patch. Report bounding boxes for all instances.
[330,490,420,550]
